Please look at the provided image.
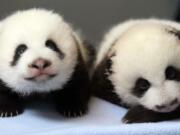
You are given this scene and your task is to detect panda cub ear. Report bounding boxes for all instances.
[72,32,95,70]
[167,27,180,39]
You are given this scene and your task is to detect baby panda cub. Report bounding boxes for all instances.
[0,9,91,117]
[92,19,180,123]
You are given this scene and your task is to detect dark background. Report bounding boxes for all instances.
[0,0,179,45]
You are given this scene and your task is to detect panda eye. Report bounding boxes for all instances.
[45,40,58,51]
[165,66,178,80]
[45,39,65,59]
[11,44,28,66]
[16,44,27,54]
[136,78,150,91]
[132,78,151,97]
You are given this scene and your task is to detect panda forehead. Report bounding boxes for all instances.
[110,23,180,59]
[1,23,74,52]
[3,9,62,27]
[2,20,60,40]
[1,9,72,42]
[121,24,178,44]
[109,24,180,82]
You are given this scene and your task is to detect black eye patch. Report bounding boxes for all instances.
[165,66,180,81]
[132,78,151,97]
[11,44,28,66]
[45,39,65,59]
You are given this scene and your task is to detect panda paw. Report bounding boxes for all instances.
[60,108,87,118]
[0,110,23,117]
[0,100,24,117]
[122,105,157,123]
[56,104,87,118]
[122,114,143,124]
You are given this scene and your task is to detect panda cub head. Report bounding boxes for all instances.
[0,9,86,95]
[94,20,180,113]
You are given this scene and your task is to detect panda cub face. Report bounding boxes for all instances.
[0,9,79,95]
[105,23,180,113]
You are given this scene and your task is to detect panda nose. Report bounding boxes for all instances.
[28,58,51,70]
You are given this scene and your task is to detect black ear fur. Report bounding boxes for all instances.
[167,27,180,39]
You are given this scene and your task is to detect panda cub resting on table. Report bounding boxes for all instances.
[92,19,180,123]
[0,9,91,117]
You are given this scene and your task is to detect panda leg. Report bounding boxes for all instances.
[0,92,24,117]
[122,105,180,123]
[53,57,91,117]
[53,87,90,117]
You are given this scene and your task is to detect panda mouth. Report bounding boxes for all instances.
[24,74,57,81]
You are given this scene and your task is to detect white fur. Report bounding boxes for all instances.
[0,8,87,95]
[95,19,180,112]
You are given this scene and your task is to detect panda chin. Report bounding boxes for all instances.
[24,74,57,82]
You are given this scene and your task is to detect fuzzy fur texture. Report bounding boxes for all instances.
[0,8,90,117]
[93,19,180,122]
[0,8,86,94]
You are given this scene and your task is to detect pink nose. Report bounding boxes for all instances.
[28,58,51,70]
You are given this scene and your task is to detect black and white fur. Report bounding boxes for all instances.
[0,9,91,117]
[92,19,180,123]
